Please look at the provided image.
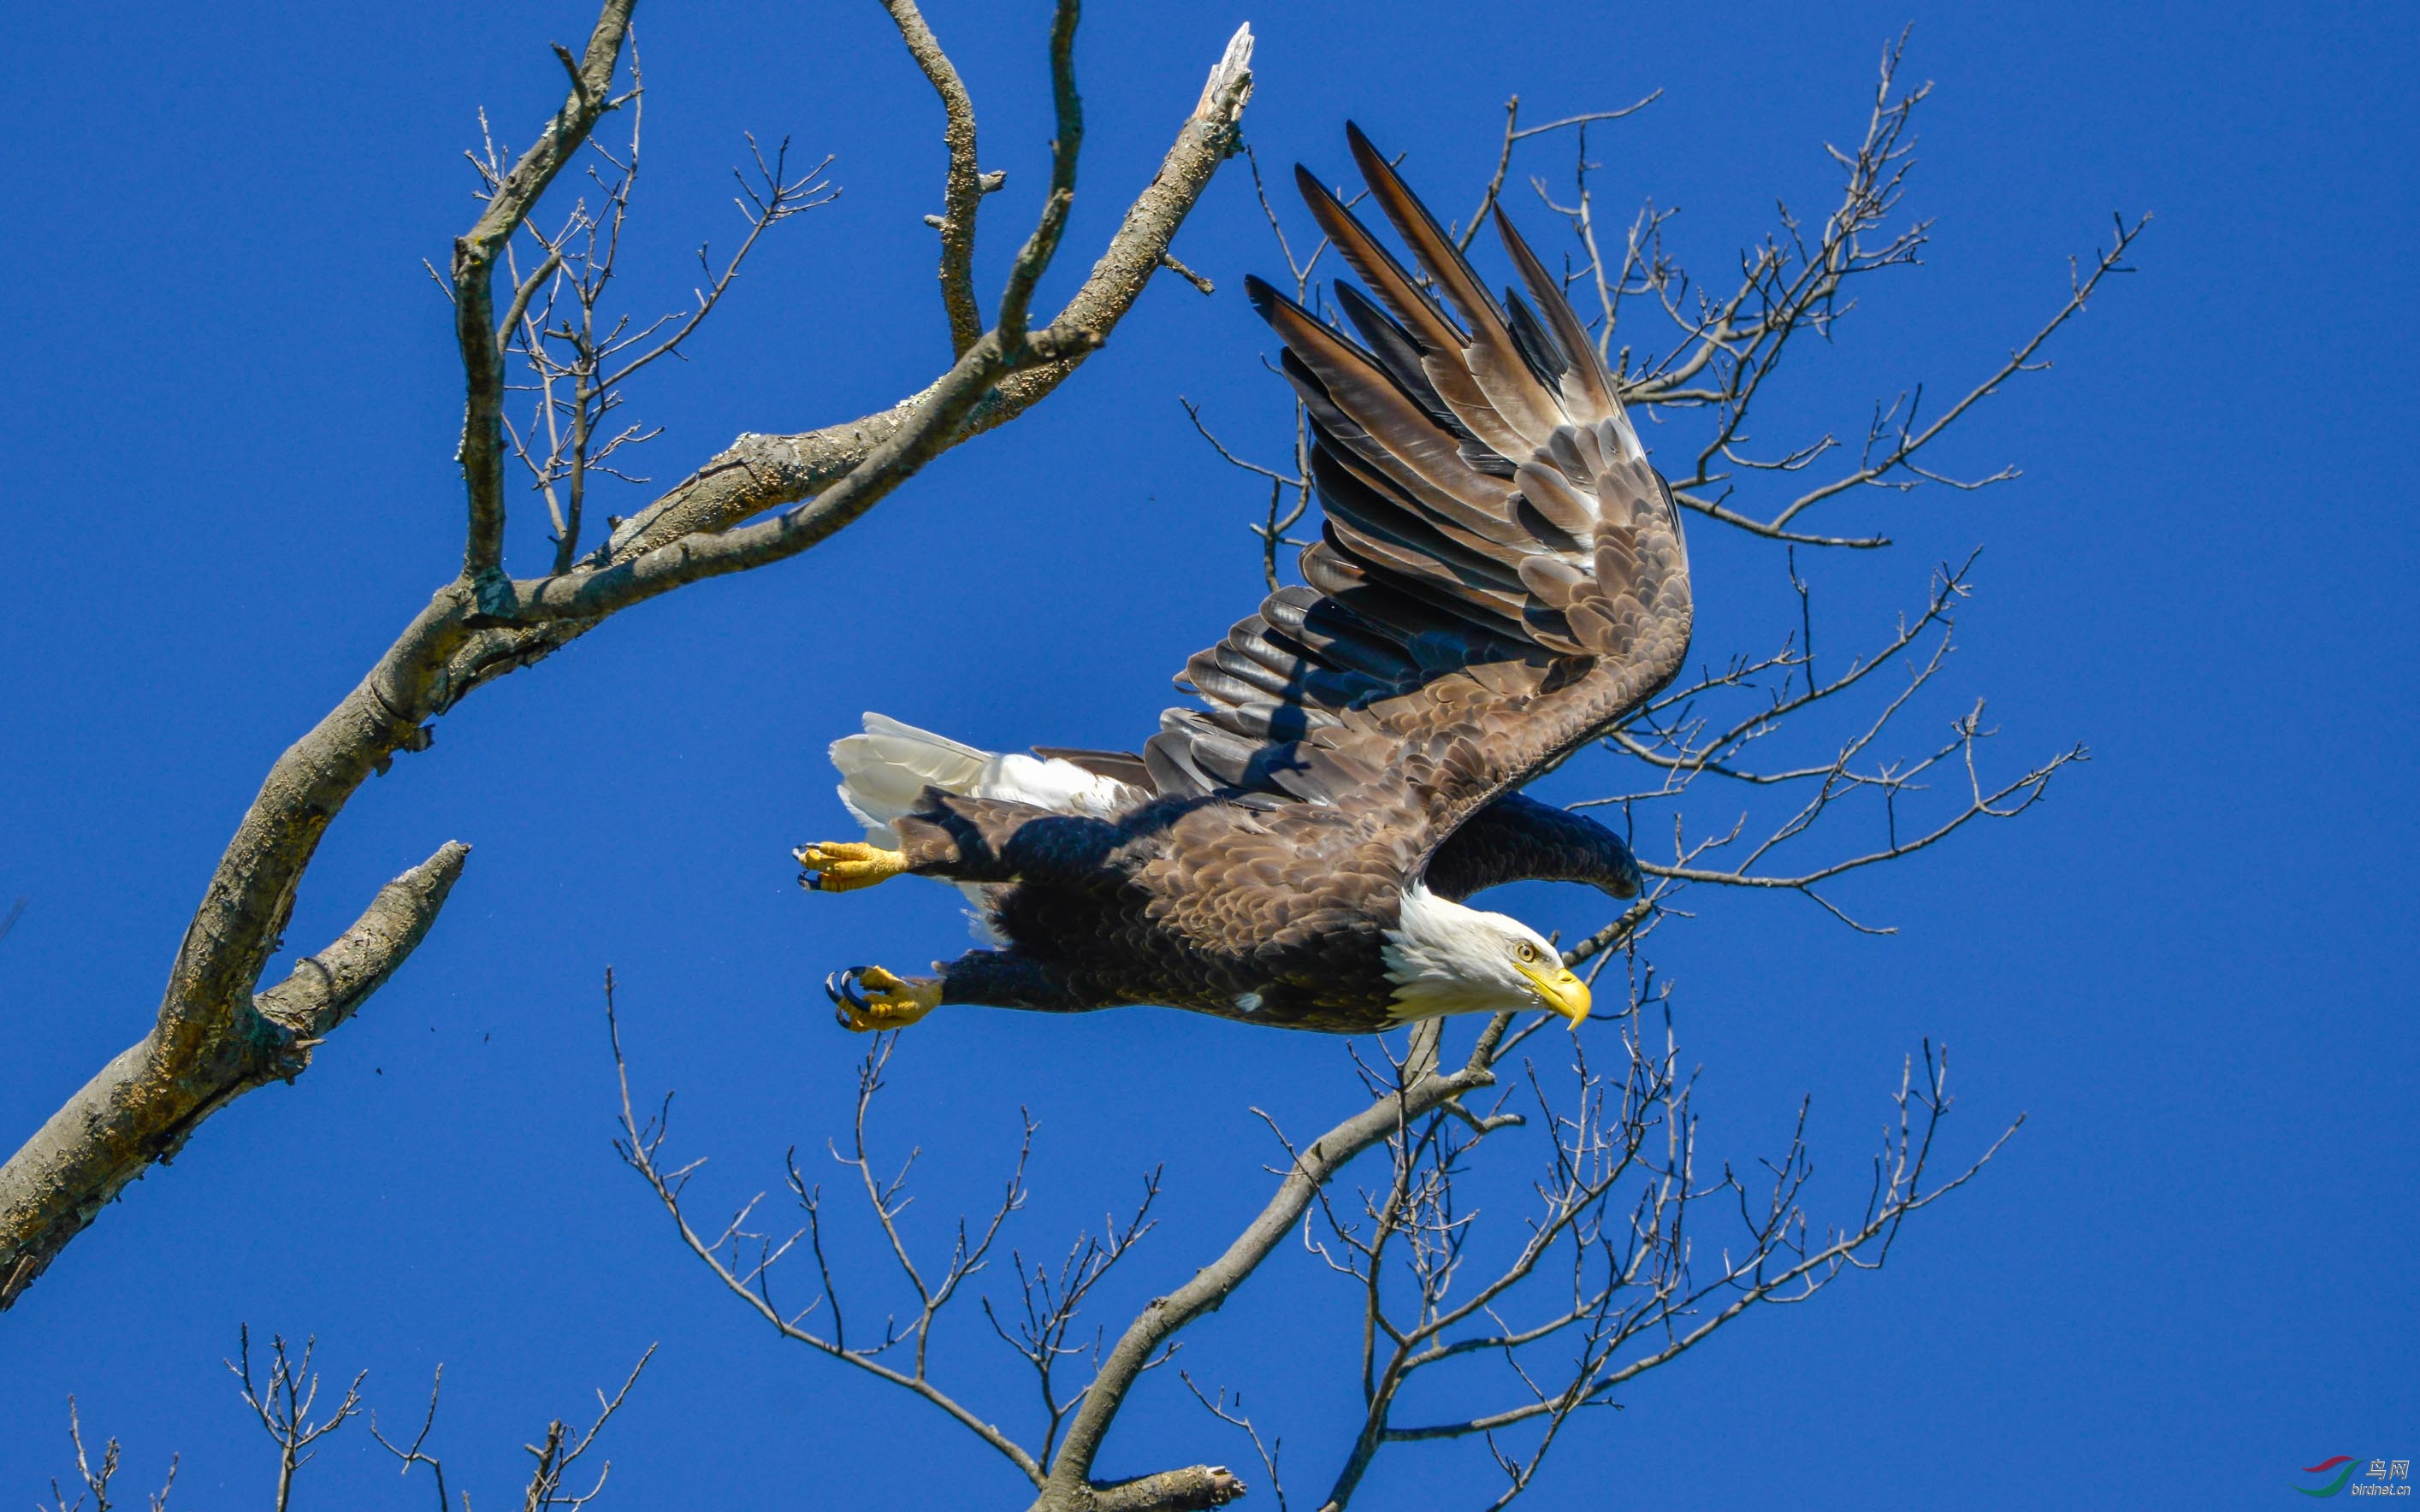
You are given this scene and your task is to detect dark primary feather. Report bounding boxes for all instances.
[1151,127,1694,859]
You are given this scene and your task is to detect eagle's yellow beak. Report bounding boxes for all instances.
[1517,960,1592,1028]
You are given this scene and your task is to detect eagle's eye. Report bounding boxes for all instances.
[1513,941,1539,964]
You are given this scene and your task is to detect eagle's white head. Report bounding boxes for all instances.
[1381,883,1592,1025]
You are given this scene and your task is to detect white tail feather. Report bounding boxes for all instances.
[831,713,989,842]
[829,712,1147,848]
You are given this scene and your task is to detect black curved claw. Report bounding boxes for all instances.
[825,966,875,1025]
[801,869,824,892]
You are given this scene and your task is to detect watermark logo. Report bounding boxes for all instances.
[2296,1457,2411,1497]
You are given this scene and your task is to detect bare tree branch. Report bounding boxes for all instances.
[647,972,2011,1511]
[608,972,1255,1512]
[594,20,1254,563]
[458,0,636,598]
[360,1341,653,1511]
[1753,212,2147,537]
[884,0,989,356]
[1275,998,2017,1509]
[510,1348,654,1512]
[43,1397,175,1512]
[52,1332,652,1511]
[1180,1377,1289,1512]
[1454,89,1663,252]
[608,976,1046,1485]
[1,842,466,1309]
[368,1365,456,1512]
[228,1327,365,1512]
[495,75,840,575]
[1091,1467,1250,1512]
[1038,1050,1503,1507]
[998,0,1085,345]
[0,3,1255,1311]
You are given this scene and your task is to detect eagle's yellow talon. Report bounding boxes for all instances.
[826,965,943,1031]
[796,840,909,894]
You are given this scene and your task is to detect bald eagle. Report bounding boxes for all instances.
[796,127,1692,1036]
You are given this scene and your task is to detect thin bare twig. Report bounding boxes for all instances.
[44,1399,175,1512]
[607,971,1045,1485]
[1455,89,1663,251]
[228,1327,364,1512]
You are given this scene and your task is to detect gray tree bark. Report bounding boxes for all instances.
[0,0,1254,1313]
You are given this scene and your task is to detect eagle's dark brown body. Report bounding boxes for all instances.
[810,127,1692,1034]
[898,789,1417,1033]
[893,780,1647,1036]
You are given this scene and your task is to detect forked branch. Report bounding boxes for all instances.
[42,1398,175,1512]
[606,973,1241,1512]
[0,0,1255,1312]
[228,1328,365,1512]
[457,0,636,593]
[1,842,467,1310]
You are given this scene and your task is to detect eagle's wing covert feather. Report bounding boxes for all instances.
[1146,124,1693,861]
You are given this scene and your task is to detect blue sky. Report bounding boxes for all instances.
[1,1,2413,1508]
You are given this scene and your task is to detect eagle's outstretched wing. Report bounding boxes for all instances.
[1141,125,1692,850]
